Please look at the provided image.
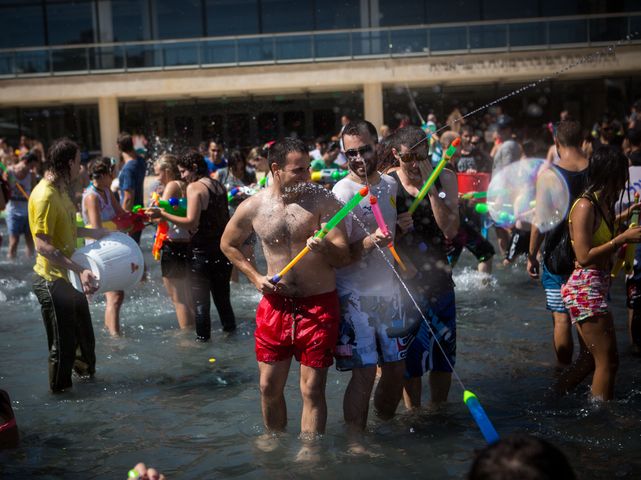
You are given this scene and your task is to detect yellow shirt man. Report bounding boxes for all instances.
[28,179,78,282]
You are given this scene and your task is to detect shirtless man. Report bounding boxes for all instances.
[221,138,349,442]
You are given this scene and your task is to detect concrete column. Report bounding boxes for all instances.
[363,83,384,129]
[98,97,120,158]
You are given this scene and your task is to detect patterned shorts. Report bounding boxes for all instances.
[561,269,610,324]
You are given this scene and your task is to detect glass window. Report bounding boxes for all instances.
[205,0,259,36]
[0,5,46,48]
[540,0,580,16]
[261,0,313,33]
[379,0,425,27]
[425,0,480,23]
[155,0,203,39]
[482,0,540,20]
[47,1,96,45]
[111,0,150,42]
[315,0,360,30]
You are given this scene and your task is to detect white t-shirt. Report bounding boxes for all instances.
[332,174,399,296]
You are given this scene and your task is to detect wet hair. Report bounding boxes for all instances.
[468,434,576,480]
[117,132,134,153]
[627,128,641,147]
[376,132,398,173]
[227,149,245,172]
[246,146,263,165]
[341,120,378,146]
[89,157,113,179]
[522,139,536,158]
[461,125,474,135]
[177,150,209,179]
[555,118,582,148]
[585,145,629,213]
[268,137,308,170]
[440,130,460,149]
[394,125,429,152]
[22,150,39,165]
[47,138,78,180]
[156,153,179,179]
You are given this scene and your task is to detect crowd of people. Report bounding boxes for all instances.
[1,99,641,475]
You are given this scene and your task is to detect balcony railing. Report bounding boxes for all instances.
[0,12,639,78]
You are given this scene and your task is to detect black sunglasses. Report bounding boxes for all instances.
[344,144,374,159]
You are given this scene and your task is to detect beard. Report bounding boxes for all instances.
[348,157,377,178]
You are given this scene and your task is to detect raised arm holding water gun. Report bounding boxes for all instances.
[388,127,460,411]
[148,151,235,342]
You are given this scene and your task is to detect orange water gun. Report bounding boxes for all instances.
[611,192,640,278]
[152,221,169,261]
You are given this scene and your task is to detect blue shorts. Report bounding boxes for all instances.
[541,263,569,313]
[5,205,30,236]
[335,292,412,370]
[404,290,457,377]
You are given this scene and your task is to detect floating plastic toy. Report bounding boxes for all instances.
[271,186,369,284]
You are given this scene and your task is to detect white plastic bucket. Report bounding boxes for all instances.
[68,232,144,294]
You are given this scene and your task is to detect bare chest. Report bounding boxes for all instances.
[253,202,318,248]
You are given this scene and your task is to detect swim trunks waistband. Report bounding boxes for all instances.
[262,290,338,309]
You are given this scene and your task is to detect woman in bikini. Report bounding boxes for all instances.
[560,146,641,400]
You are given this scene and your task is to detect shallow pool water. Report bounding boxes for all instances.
[1,225,640,479]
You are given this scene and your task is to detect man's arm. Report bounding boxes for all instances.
[221,197,276,295]
[34,233,98,294]
[121,189,134,212]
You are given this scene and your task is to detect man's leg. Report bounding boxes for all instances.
[258,359,292,432]
[299,365,329,434]
[374,360,405,420]
[7,234,18,260]
[33,278,76,392]
[552,311,573,365]
[628,308,641,352]
[343,366,376,432]
[429,371,452,405]
[73,285,96,376]
[403,377,421,410]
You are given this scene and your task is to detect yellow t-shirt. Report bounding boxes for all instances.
[28,179,78,281]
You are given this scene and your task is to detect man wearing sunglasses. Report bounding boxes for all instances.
[221,138,350,455]
[332,120,410,448]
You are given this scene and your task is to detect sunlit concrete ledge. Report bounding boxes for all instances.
[1,46,639,106]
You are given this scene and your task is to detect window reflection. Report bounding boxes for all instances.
[261,0,313,33]
[205,0,259,36]
[0,5,45,48]
[154,0,203,39]
[47,1,96,45]
[112,0,150,42]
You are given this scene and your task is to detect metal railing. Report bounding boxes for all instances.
[0,12,639,78]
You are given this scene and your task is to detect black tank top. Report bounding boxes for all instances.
[390,171,454,298]
[542,164,588,270]
[190,178,230,251]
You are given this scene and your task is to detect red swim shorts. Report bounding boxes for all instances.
[255,290,340,368]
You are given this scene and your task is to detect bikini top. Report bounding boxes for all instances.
[568,192,613,247]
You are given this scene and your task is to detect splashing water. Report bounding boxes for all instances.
[487,158,569,233]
